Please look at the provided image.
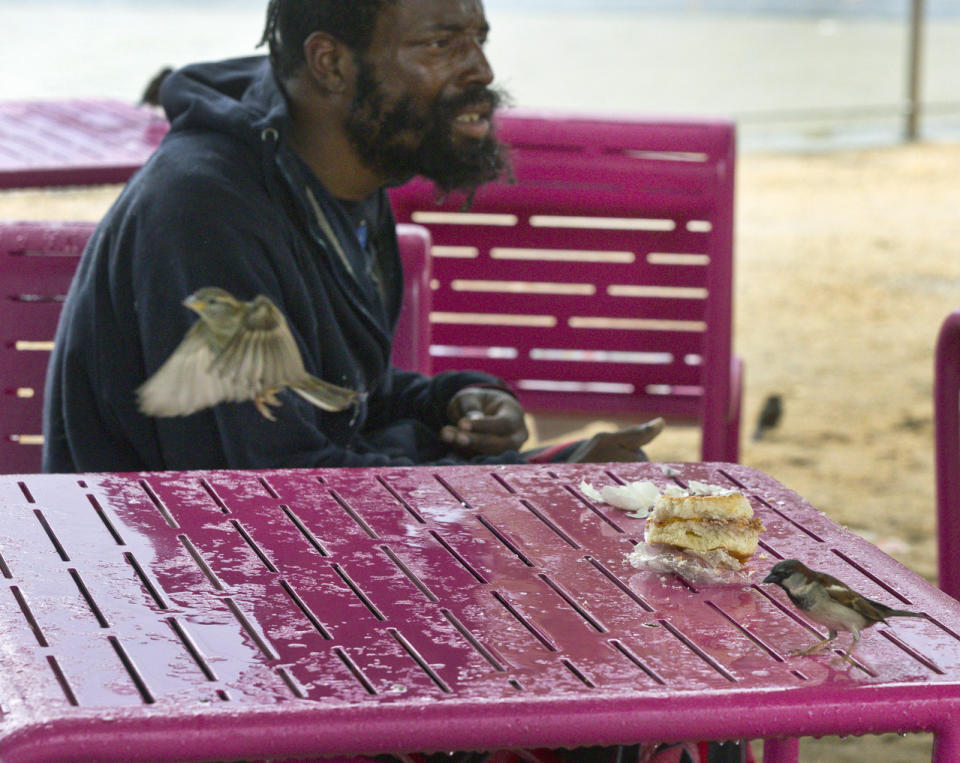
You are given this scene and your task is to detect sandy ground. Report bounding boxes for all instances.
[3,140,960,761]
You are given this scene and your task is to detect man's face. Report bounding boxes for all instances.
[344,0,508,194]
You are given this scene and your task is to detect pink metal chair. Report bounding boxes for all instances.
[0,99,168,189]
[0,220,432,475]
[935,309,960,599]
[389,109,743,462]
[393,223,433,376]
[0,221,90,474]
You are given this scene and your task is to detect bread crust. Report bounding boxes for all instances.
[650,492,753,520]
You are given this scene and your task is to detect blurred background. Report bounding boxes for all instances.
[2,0,959,151]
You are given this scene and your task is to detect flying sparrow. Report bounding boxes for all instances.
[763,558,924,662]
[137,287,359,421]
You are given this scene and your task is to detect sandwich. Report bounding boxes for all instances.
[643,489,764,562]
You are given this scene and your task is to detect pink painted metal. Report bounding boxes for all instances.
[393,223,433,377]
[389,109,743,462]
[0,462,958,762]
[762,739,799,763]
[935,310,960,599]
[0,221,93,475]
[0,220,433,474]
[0,99,168,189]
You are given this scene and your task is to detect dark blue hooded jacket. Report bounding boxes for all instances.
[42,56,523,471]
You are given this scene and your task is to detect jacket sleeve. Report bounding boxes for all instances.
[363,366,515,434]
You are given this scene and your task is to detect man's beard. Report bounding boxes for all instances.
[345,64,509,196]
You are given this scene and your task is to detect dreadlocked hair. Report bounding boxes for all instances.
[260,0,393,81]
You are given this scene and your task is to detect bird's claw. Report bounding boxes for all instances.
[789,639,835,656]
[254,390,282,421]
[830,654,856,666]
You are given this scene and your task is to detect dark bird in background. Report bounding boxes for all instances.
[137,287,360,421]
[752,393,783,440]
[763,559,924,662]
[139,66,173,107]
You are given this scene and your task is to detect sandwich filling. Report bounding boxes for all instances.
[644,492,764,561]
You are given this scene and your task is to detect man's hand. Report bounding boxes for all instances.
[441,388,529,456]
[565,418,665,463]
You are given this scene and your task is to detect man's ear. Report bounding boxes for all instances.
[302,31,353,94]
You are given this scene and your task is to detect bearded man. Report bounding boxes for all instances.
[43,0,660,472]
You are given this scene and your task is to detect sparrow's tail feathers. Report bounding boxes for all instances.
[293,375,360,412]
[888,608,925,619]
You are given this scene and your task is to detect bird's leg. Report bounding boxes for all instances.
[834,630,861,665]
[253,389,283,422]
[792,630,838,655]
[254,397,277,421]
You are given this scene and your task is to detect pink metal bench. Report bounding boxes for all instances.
[0,99,167,189]
[0,220,432,475]
[390,109,743,462]
[935,309,960,599]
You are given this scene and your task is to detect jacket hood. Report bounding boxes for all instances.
[160,56,288,150]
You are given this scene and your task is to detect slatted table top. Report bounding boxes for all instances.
[0,462,958,762]
[0,99,167,189]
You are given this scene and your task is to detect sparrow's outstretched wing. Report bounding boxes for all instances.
[210,299,301,391]
[137,323,237,417]
[212,296,358,413]
[139,292,358,419]
[291,374,360,412]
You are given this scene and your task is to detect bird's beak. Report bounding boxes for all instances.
[183,295,206,313]
[762,571,777,584]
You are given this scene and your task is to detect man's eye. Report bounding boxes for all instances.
[419,30,486,50]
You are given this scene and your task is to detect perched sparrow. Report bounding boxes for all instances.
[752,393,783,440]
[137,287,359,421]
[763,559,924,661]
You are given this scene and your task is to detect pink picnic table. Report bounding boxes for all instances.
[0,99,167,189]
[0,462,957,762]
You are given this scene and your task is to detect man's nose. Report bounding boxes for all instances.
[461,39,494,87]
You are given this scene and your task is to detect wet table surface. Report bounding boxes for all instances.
[1,462,959,762]
[0,99,166,189]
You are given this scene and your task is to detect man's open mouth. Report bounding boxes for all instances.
[453,106,492,139]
